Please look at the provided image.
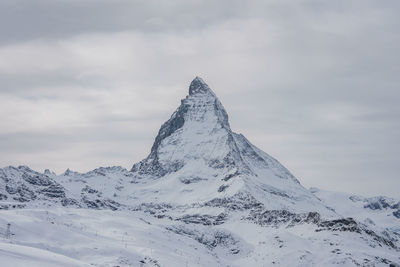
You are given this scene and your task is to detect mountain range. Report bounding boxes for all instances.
[0,77,399,266]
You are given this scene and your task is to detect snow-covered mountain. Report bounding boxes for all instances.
[130,77,333,216]
[311,187,400,235]
[0,77,399,266]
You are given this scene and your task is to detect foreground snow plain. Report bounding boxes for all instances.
[0,207,398,267]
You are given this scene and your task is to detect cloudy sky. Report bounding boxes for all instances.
[0,0,399,197]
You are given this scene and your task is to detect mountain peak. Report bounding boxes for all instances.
[130,77,306,197]
[189,76,212,95]
[129,76,332,216]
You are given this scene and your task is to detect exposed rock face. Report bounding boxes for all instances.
[189,76,213,95]
[0,166,126,210]
[0,166,65,204]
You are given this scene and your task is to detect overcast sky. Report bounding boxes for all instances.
[0,0,399,197]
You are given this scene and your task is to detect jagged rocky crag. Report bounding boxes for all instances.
[0,77,399,266]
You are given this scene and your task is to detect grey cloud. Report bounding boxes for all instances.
[0,0,253,44]
[0,0,399,197]
[0,72,104,94]
[4,0,397,44]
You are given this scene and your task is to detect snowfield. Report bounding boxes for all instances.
[0,77,399,266]
[0,207,398,267]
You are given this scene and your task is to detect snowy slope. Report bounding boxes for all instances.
[311,187,400,234]
[0,208,398,267]
[0,242,89,267]
[0,77,399,266]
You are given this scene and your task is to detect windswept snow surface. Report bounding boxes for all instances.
[311,187,400,235]
[0,77,399,266]
[0,208,398,267]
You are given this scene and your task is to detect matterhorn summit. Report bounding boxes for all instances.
[131,77,333,215]
[0,77,399,266]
